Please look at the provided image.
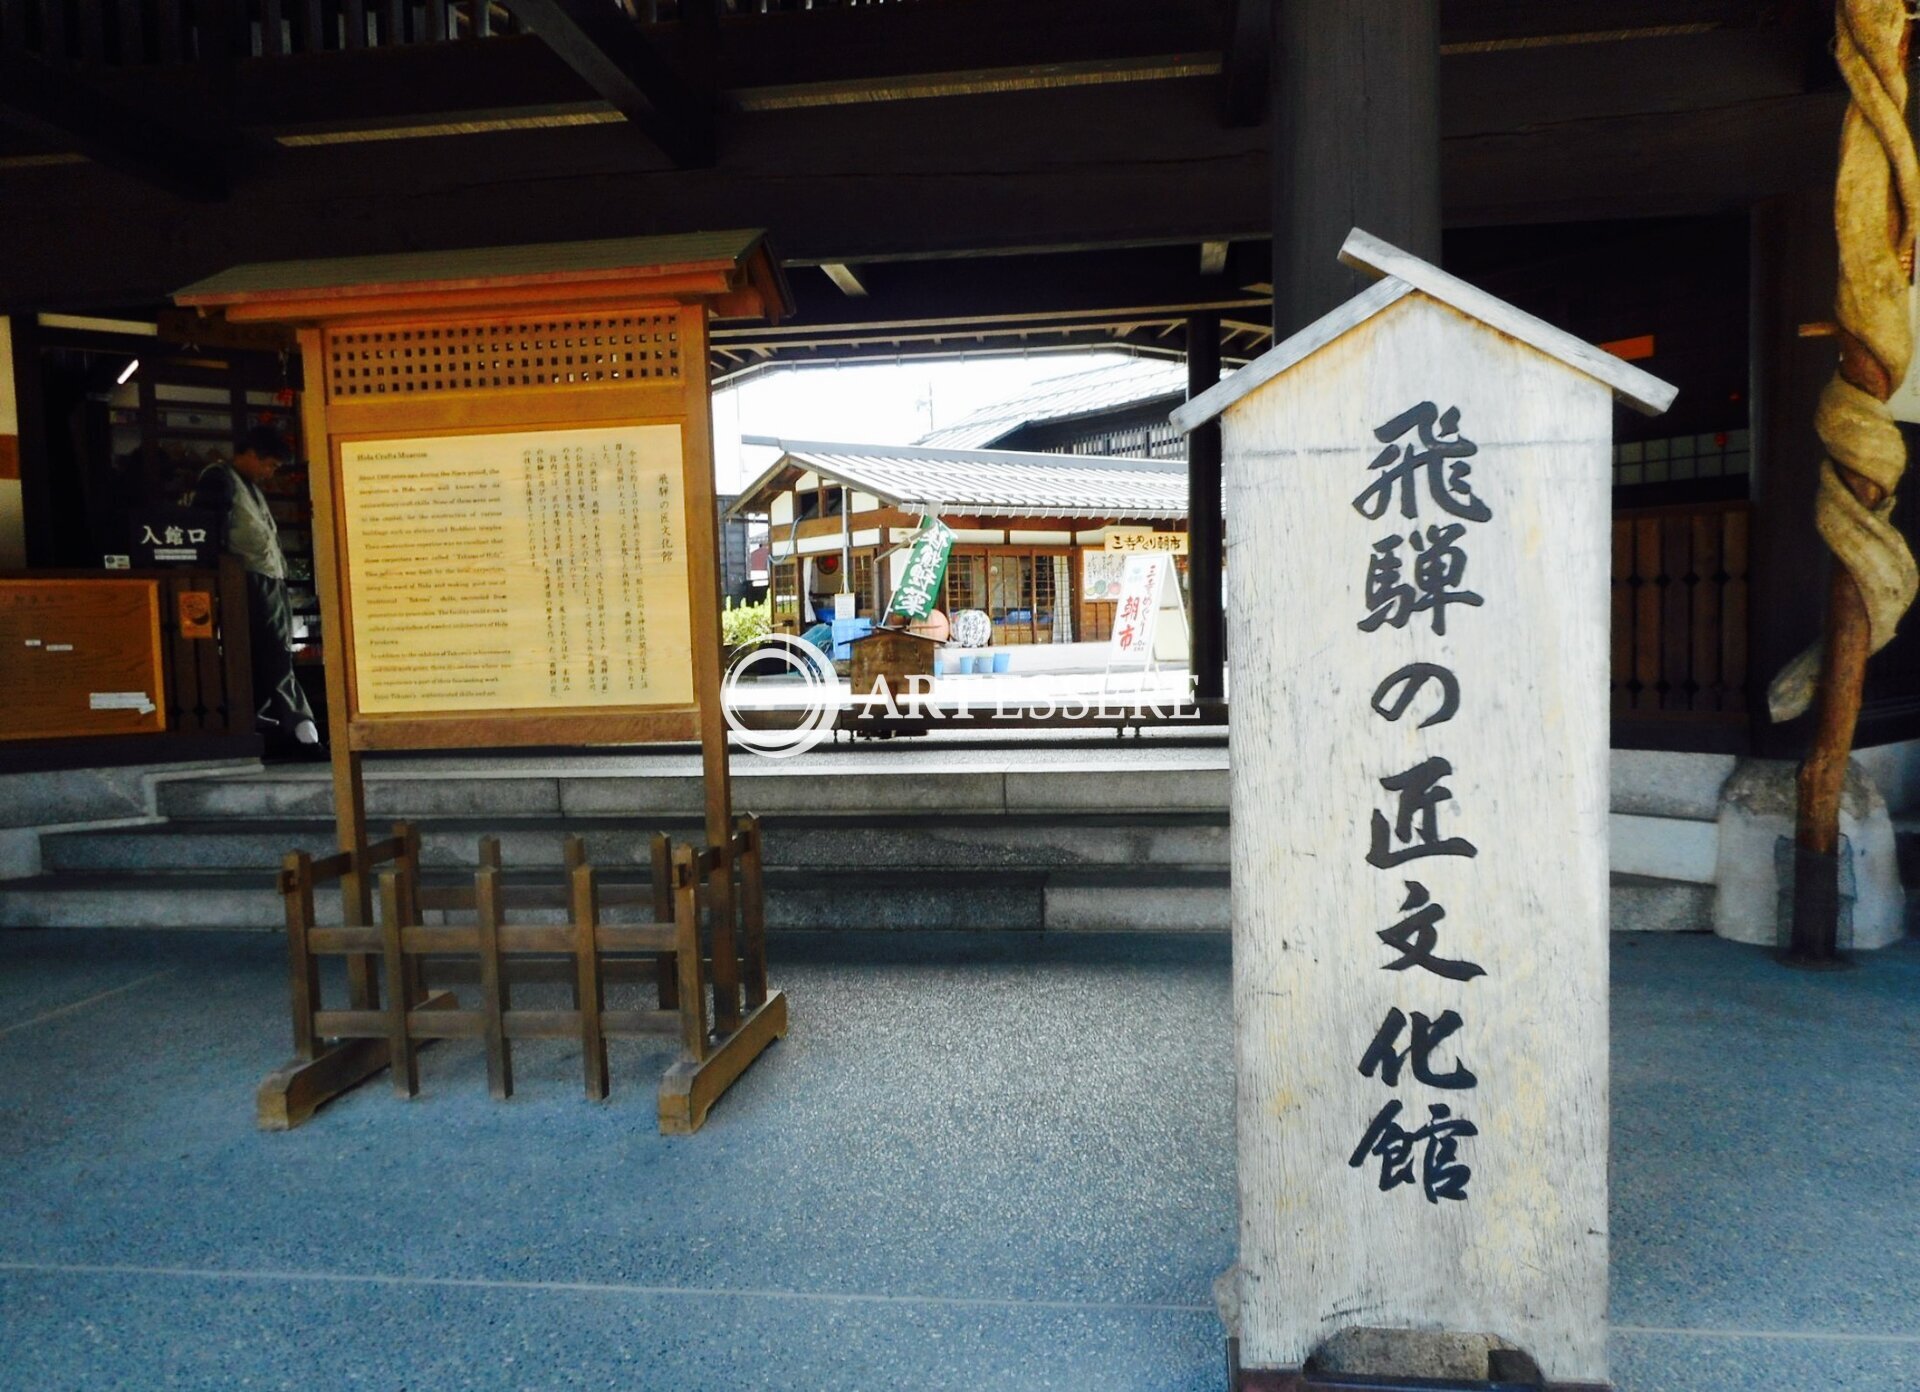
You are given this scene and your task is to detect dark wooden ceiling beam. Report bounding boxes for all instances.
[31,9,1815,145]
[1443,86,1846,227]
[716,246,1269,342]
[701,0,1228,91]
[0,38,1854,311]
[496,0,713,167]
[1436,0,1760,48]
[1442,27,1805,137]
[1219,0,1268,127]
[0,47,227,199]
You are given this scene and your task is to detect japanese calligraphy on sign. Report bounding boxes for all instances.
[1106,553,1177,660]
[1348,404,1491,1205]
[340,426,693,715]
[129,506,220,567]
[886,516,955,622]
[1103,526,1189,555]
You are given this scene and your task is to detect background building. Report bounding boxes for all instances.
[732,436,1186,643]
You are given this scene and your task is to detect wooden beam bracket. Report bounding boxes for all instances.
[498,0,715,167]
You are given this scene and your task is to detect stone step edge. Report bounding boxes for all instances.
[47,811,1232,838]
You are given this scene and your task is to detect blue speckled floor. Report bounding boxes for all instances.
[0,929,1915,1391]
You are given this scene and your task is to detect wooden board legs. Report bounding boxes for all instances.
[658,990,788,1136]
[256,990,459,1130]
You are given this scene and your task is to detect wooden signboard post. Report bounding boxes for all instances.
[175,232,791,1130]
[1173,231,1675,1390]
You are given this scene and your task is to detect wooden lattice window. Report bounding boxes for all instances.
[851,551,874,614]
[943,552,985,613]
[325,316,680,400]
[771,558,802,631]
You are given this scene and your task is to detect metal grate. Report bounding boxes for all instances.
[325,317,681,400]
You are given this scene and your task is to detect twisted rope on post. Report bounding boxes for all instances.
[1771,1,1919,960]
[1768,0,1920,725]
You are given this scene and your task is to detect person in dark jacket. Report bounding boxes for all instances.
[194,426,320,748]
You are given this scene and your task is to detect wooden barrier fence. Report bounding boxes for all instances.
[1610,500,1750,718]
[260,815,785,1134]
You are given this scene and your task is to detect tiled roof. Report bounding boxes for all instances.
[914,357,1188,449]
[734,438,1186,520]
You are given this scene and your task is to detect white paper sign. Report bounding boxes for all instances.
[1105,554,1187,663]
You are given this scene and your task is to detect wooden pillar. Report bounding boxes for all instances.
[1748,189,1839,759]
[1187,313,1225,700]
[1272,0,1441,335]
[682,308,742,1033]
[8,313,56,568]
[0,316,24,570]
[295,327,373,1004]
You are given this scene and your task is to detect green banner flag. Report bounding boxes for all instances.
[885,516,955,621]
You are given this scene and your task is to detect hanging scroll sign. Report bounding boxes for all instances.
[885,514,955,622]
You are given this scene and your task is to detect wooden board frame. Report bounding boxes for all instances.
[184,236,790,1132]
[309,310,722,749]
[290,299,737,904]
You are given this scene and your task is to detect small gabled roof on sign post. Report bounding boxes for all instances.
[173,229,793,326]
[1171,228,1677,433]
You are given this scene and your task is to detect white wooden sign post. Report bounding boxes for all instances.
[1173,231,1674,1391]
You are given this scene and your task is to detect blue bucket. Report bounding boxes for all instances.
[991,652,1011,674]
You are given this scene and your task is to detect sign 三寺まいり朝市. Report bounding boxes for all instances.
[1103,526,1187,554]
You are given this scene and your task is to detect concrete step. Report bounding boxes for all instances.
[1610,874,1716,934]
[0,866,1229,933]
[38,815,1231,875]
[0,864,1708,936]
[11,752,1726,936]
[152,762,1232,821]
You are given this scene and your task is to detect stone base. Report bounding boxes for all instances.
[1225,1328,1607,1391]
[1712,758,1905,950]
[1228,1338,1607,1391]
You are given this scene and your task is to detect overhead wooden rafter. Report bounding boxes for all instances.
[820,263,870,298]
[496,0,714,168]
[0,47,227,199]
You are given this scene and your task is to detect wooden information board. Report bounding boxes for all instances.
[339,426,692,715]
[176,232,792,1133]
[0,578,165,740]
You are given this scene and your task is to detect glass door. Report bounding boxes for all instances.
[988,552,1035,644]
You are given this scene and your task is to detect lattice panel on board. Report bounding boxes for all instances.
[325,316,681,400]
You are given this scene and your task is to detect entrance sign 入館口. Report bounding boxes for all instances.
[1173,230,1674,1390]
[340,427,692,714]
